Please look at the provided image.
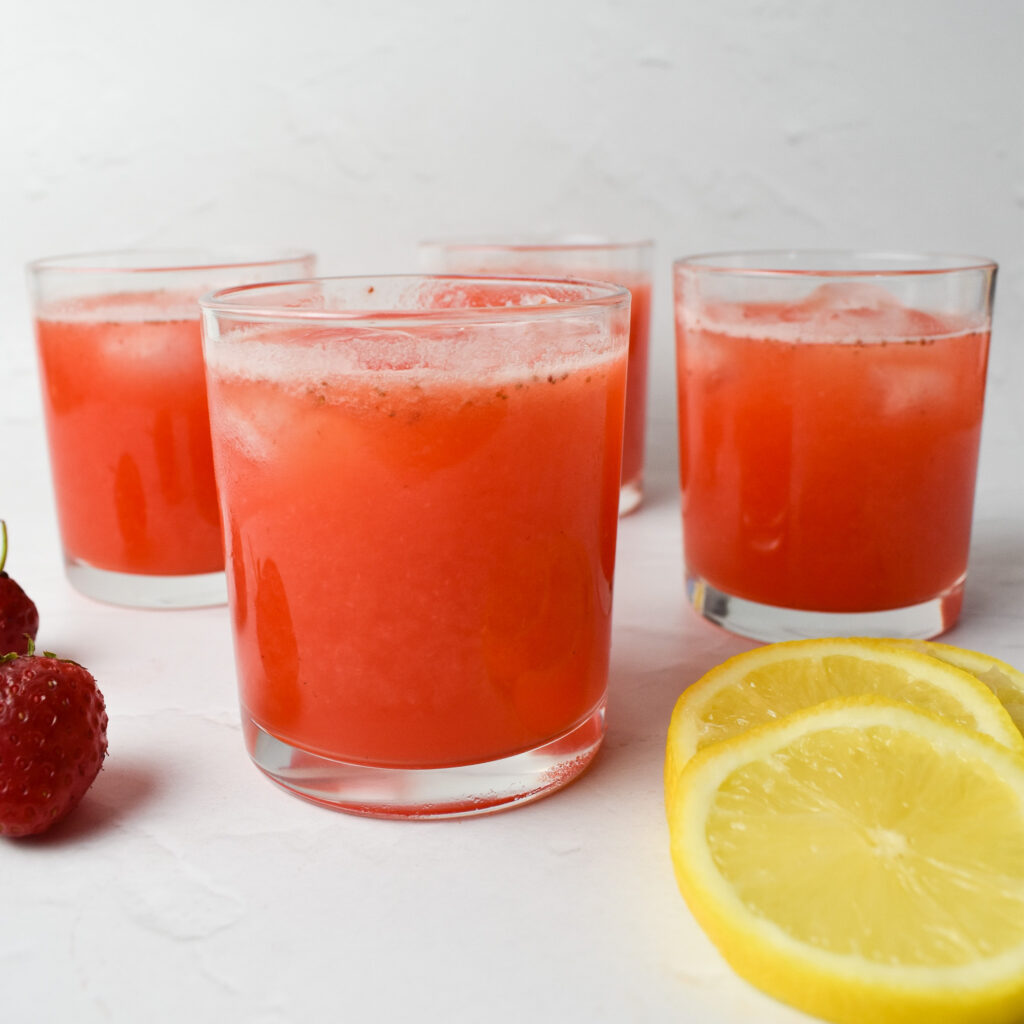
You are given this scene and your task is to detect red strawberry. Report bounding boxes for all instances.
[0,643,108,837]
[0,520,39,656]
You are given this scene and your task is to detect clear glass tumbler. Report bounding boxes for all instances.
[673,251,997,642]
[28,249,316,609]
[200,275,631,818]
[420,237,653,515]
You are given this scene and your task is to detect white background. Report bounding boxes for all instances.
[4,0,1023,450]
[2,3,1024,1022]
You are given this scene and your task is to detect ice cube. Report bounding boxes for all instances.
[874,362,954,417]
[790,283,949,341]
[798,282,901,313]
[213,402,276,464]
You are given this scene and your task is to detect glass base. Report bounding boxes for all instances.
[619,478,643,517]
[65,559,228,609]
[243,701,607,819]
[687,574,964,643]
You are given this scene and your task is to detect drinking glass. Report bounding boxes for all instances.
[200,274,631,818]
[674,251,997,642]
[420,237,652,515]
[28,249,315,608]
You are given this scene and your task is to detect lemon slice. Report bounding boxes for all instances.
[887,639,1024,738]
[665,638,1024,800]
[668,696,1024,1024]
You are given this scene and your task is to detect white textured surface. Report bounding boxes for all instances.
[2,2,1024,1021]
[6,427,1024,1024]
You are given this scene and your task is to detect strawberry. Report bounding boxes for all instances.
[0,642,108,837]
[0,520,39,657]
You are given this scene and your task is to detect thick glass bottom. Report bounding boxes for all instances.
[243,701,607,820]
[65,559,228,609]
[687,574,964,643]
[619,477,643,517]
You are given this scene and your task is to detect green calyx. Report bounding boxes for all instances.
[1,638,65,664]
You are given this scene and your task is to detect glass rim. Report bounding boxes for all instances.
[27,247,316,275]
[419,235,654,255]
[200,274,632,325]
[673,249,998,277]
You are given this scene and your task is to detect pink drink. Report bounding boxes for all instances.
[420,239,652,514]
[209,346,626,767]
[674,254,997,642]
[617,274,651,513]
[36,295,221,576]
[29,249,316,608]
[202,276,631,816]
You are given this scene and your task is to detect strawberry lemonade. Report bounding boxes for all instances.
[674,253,997,642]
[29,250,315,608]
[202,276,630,818]
[420,239,653,515]
[35,300,220,578]
[619,275,652,510]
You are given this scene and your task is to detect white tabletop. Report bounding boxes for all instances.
[3,383,1023,1023]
